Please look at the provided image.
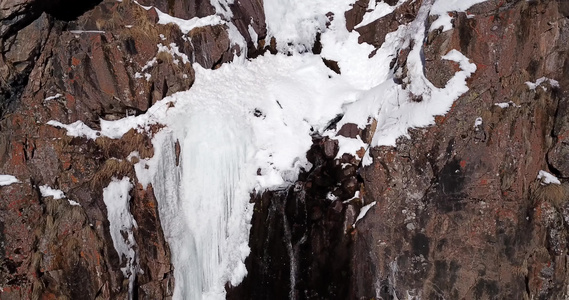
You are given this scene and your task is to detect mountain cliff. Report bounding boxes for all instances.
[1,0,569,299]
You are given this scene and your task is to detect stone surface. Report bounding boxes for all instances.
[352,1,569,299]
[0,0,240,297]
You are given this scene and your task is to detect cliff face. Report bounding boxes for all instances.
[354,1,569,298]
[0,0,242,297]
[1,0,568,299]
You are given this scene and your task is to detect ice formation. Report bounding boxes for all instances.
[47,0,487,298]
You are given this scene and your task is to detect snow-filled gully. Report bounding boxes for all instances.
[45,0,489,298]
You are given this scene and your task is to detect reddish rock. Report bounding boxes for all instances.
[355,0,422,48]
[0,0,241,297]
[351,1,569,299]
[344,0,368,32]
[188,24,231,69]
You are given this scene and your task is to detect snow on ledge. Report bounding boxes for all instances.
[157,13,224,35]
[48,114,148,140]
[44,93,62,101]
[39,185,81,206]
[0,175,19,186]
[39,185,66,199]
[354,0,406,29]
[494,101,520,108]
[525,77,560,90]
[354,201,377,227]
[430,0,489,32]
[47,120,99,139]
[102,177,138,297]
[537,170,561,185]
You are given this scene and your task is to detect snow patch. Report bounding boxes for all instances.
[39,185,66,199]
[526,77,560,90]
[69,30,106,34]
[102,177,138,298]
[44,93,62,101]
[157,43,190,65]
[474,117,483,128]
[47,120,99,139]
[0,175,19,186]
[39,185,80,206]
[247,24,259,48]
[332,135,366,160]
[494,101,520,108]
[141,57,158,72]
[343,191,361,204]
[537,170,561,185]
[68,200,81,206]
[354,201,377,227]
[430,0,489,32]
[355,0,407,29]
[263,0,354,53]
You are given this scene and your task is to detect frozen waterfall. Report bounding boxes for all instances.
[145,104,255,300]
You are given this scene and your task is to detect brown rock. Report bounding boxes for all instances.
[188,24,231,69]
[356,0,422,48]
[337,123,360,138]
[344,0,367,32]
[351,1,569,299]
[323,138,339,159]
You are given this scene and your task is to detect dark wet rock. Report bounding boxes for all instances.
[228,136,360,299]
[323,138,339,159]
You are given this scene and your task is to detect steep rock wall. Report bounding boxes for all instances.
[1,0,569,299]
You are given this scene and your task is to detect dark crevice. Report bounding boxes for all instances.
[312,32,322,54]
[42,0,103,22]
[148,82,155,108]
[0,71,31,120]
[162,78,169,99]
[324,114,344,131]
[211,54,225,70]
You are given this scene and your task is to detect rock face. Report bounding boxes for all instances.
[352,1,569,299]
[1,0,569,299]
[0,0,258,297]
[233,0,569,299]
